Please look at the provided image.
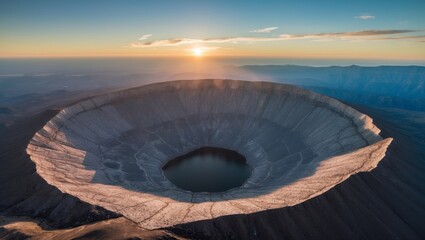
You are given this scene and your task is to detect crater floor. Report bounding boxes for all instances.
[27,79,392,229]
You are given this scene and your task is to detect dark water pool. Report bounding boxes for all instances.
[162,147,252,192]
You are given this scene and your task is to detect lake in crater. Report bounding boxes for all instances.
[162,147,252,192]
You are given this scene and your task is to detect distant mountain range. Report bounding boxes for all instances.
[242,65,425,111]
[1,65,424,112]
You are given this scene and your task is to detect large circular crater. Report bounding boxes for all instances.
[27,79,392,229]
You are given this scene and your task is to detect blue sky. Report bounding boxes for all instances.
[1,0,424,59]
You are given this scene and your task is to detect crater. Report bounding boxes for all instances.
[162,147,252,193]
[26,79,392,229]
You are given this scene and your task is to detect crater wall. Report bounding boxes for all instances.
[27,79,392,229]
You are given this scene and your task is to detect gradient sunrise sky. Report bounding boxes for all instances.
[1,0,424,61]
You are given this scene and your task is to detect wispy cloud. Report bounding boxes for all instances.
[281,30,416,40]
[129,29,420,48]
[139,34,152,40]
[355,14,375,20]
[250,27,279,33]
[129,37,281,48]
[372,35,425,41]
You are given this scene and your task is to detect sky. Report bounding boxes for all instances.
[1,0,425,61]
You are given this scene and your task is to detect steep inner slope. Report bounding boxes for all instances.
[26,79,392,229]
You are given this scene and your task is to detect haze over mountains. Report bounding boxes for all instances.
[243,65,425,111]
[1,62,425,114]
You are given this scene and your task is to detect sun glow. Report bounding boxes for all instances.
[193,48,203,56]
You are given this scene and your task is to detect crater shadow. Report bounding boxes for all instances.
[78,113,325,202]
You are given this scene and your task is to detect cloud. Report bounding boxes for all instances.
[250,27,279,33]
[355,14,375,20]
[129,29,420,48]
[372,35,425,41]
[139,34,152,40]
[280,30,416,40]
[129,36,282,48]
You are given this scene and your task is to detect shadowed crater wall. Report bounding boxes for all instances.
[26,79,392,229]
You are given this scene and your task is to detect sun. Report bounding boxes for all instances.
[193,48,203,56]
